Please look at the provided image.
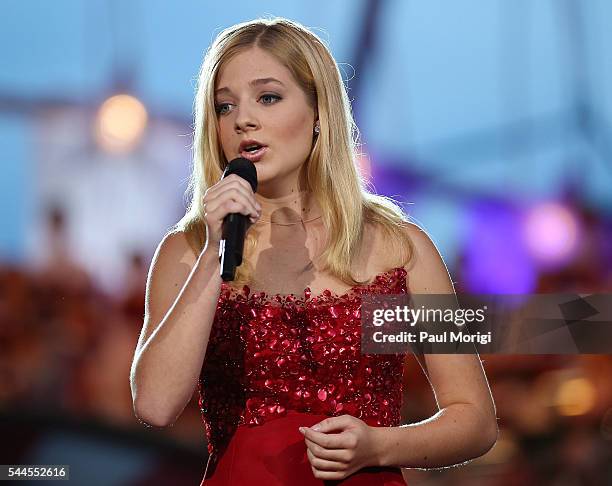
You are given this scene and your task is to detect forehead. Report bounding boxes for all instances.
[215,47,293,89]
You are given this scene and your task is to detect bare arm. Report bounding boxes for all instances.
[374,222,498,469]
[130,173,261,427]
[130,232,222,427]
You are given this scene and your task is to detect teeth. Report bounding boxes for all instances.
[244,145,261,152]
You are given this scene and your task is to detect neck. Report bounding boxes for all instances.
[255,189,322,225]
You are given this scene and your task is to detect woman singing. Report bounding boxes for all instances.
[130,17,498,485]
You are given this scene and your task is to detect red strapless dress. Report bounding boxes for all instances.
[198,267,409,485]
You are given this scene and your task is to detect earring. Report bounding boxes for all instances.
[314,121,320,134]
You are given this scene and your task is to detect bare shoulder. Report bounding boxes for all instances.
[360,221,397,276]
[151,230,199,272]
[397,221,455,294]
[146,230,199,307]
[137,231,199,350]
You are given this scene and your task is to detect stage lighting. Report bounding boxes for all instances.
[95,94,148,154]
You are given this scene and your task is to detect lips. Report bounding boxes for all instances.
[240,146,268,162]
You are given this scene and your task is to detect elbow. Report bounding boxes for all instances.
[474,398,499,454]
[132,394,178,428]
[130,367,178,428]
[464,402,498,457]
[478,416,499,455]
[489,419,500,448]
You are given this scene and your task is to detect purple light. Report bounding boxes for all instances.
[463,202,537,294]
[522,202,581,269]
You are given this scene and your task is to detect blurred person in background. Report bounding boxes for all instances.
[130,17,497,485]
[33,204,92,296]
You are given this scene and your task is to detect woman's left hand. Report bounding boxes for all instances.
[299,415,380,480]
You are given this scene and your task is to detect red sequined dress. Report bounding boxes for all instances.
[198,267,409,485]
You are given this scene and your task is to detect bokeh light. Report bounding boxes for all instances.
[94,94,148,154]
[555,377,597,417]
[463,202,537,294]
[523,201,580,268]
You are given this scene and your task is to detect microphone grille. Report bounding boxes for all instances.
[222,157,258,192]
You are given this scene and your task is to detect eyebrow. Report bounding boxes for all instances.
[215,77,285,96]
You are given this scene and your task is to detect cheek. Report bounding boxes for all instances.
[275,112,312,148]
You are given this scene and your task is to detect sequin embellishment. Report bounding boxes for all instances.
[198,267,408,467]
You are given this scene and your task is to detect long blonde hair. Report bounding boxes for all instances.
[172,17,414,288]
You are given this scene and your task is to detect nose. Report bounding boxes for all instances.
[234,104,259,133]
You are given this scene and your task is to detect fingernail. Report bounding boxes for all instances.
[312,424,321,431]
[298,427,305,434]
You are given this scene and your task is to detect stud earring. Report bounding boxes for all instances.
[314,121,320,134]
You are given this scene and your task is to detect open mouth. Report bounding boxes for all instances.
[240,145,268,162]
[244,144,263,153]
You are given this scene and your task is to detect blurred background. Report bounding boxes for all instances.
[1,0,611,484]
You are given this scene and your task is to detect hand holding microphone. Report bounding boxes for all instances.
[201,158,260,281]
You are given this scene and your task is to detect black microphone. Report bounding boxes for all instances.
[219,157,258,281]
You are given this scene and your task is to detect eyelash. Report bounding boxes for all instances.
[215,94,282,115]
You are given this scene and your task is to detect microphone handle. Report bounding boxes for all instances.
[219,213,248,281]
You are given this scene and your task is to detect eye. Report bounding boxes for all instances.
[260,94,282,105]
[215,94,280,115]
[215,103,233,116]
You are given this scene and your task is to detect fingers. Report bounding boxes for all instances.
[223,173,258,202]
[300,419,363,481]
[201,174,262,247]
[203,178,260,220]
[207,179,259,213]
[310,415,354,433]
[310,467,347,481]
[215,172,253,192]
[205,189,259,218]
[306,448,347,472]
[300,427,354,450]
[305,438,351,462]
[204,174,257,206]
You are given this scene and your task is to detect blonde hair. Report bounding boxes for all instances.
[172,16,414,288]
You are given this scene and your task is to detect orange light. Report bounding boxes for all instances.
[554,377,596,416]
[95,94,148,154]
